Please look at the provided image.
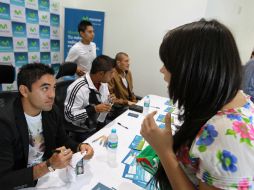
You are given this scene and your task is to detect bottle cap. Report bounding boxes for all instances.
[111,128,116,133]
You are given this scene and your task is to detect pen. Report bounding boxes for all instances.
[92,135,103,143]
[150,106,160,109]
[117,122,128,129]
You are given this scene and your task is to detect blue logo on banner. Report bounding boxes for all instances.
[26,8,39,24]
[28,38,39,52]
[15,52,28,67]
[51,40,60,52]
[39,0,49,11]
[0,3,10,20]
[40,52,50,64]
[64,8,105,59]
[50,13,59,27]
[12,22,26,37]
[39,25,50,39]
[0,37,13,52]
[10,0,25,6]
[51,63,60,74]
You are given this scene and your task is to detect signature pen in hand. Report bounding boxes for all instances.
[117,122,128,129]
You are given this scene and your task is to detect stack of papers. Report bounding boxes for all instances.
[121,135,155,189]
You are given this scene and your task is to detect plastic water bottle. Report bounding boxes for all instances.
[143,95,150,115]
[107,128,118,167]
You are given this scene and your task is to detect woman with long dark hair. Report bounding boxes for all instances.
[141,19,254,189]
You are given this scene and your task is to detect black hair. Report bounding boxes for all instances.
[17,63,54,91]
[153,19,242,189]
[90,55,115,74]
[78,20,93,34]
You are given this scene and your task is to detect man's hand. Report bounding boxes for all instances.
[128,101,136,106]
[95,103,112,112]
[109,94,116,104]
[48,146,73,169]
[79,144,94,160]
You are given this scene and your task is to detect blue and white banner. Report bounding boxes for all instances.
[0,0,60,91]
[64,8,105,59]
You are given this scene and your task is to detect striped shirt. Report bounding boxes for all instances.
[64,73,110,128]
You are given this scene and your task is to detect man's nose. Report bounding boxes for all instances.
[48,88,55,99]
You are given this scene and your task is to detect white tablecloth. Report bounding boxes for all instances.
[25,95,177,190]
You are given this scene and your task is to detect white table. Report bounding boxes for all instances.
[26,95,176,190]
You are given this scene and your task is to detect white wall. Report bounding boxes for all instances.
[60,0,207,97]
[204,0,254,64]
[59,0,254,97]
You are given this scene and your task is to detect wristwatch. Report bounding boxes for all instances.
[46,159,55,172]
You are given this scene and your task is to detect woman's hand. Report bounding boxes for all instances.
[140,111,174,155]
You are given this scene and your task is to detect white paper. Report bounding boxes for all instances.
[97,112,107,122]
[36,151,86,188]
[66,151,86,182]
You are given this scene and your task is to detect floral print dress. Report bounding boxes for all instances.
[178,93,254,189]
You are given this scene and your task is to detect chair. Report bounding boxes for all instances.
[55,62,77,79]
[55,63,96,142]
[0,64,18,108]
[0,64,16,83]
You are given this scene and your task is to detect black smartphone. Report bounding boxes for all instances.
[127,112,139,118]
[129,104,143,113]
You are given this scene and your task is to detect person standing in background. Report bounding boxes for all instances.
[65,20,96,76]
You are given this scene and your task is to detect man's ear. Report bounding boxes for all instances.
[97,71,105,77]
[79,31,83,38]
[19,85,29,98]
[80,31,86,38]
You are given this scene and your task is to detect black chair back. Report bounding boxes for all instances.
[55,62,77,79]
[55,80,74,115]
[0,91,18,108]
[0,64,15,84]
[0,64,18,108]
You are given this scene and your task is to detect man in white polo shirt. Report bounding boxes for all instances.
[65,20,96,76]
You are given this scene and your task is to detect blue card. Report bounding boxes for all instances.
[132,165,153,189]
[92,182,112,190]
[158,123,165,128]
[164,107,174,113]
[165,99,173,106]
[157,114,175,124]
[122,164,135,180]
[122,149,140,165]
[129,135,145,150]
[156,114,166,123]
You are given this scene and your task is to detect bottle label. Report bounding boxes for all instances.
[108,141,118,149]
[144,102,150,107]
